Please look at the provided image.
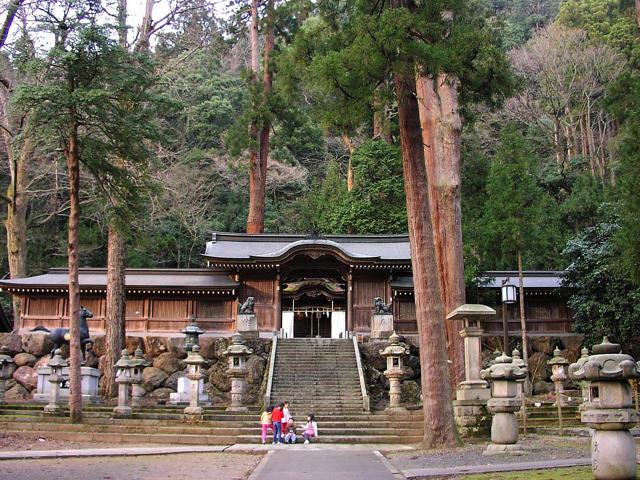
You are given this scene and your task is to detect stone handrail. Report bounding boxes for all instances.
[263,333,278,409]
[353,335,371,412]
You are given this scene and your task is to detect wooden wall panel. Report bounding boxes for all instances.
[395,298,417,334]
[151,299,189,319]
[28,297,58,317]
[196,299,234,332]
[242,275,278,331]
[352,275,386,332]
[125,299,145,318]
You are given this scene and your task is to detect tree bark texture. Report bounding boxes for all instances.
[134,0,154,53]
[342,133,354,192]
[416,73,466,392]
[517,250,529,367]
[66,120,83,423]
[101,222,126,398]
[394,69,457,448]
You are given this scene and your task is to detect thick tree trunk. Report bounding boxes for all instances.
[66,121,82,423]
[394,69,457,448]
[101,222,126,398]
[246,0,263,234]
[416,73,466,392]
[134,0,154,53]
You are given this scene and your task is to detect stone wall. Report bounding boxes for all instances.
[0,332,271,405]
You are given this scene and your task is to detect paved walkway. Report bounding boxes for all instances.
[249,449,403,480]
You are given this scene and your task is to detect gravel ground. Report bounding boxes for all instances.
[0,452,262,480]
[0,432,122,452]
[386,435,591,471]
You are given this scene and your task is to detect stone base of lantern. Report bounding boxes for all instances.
[184,406,204,421]
[483,443,525,456]
[590,429,637,480]
[453,399,491,437]
[43,403,65,416]
[113,405,133,417]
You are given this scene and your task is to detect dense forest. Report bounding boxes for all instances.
[1,0,639,436]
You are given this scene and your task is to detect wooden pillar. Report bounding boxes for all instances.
[275,272,282,332]
[347,271,353,332]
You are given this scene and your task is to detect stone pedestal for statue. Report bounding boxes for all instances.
[447,305,495,436]
[380,332,409,411]
[481,352,527,455]
[236,314,259,340]
[569,337,640,480]
[44,349,68,415]
[371,314,394,339]
[183,345,206,421]
[224,333,253,412]
[34,366,100,403]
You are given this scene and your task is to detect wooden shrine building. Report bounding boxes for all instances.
[0,233,572,337]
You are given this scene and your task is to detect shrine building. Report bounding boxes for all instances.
[0,233,571,338]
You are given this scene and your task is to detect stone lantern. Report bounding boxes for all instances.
[183,344,207,420]
[480,352,528,455]
[379,332,409,411]
[130,346,150,408]
[575,347,590,409]
[113,349,135,417]
[44,349,69,415]
[182,316,204,352]
[511,349,526,399]
[223,333,253,412]
[0,346,15,404]
[569,336,640,480]
[547,346,569,435]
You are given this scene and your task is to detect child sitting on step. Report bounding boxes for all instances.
[284,416,297,444]
[302,414,318,444]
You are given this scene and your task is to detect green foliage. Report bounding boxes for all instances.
[563,209,640,351]
[480,125,563,269]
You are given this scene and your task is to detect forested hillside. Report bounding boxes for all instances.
[0,0,638,285]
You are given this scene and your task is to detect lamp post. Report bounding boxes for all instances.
[501,279,516,354]
[182,315,204,352]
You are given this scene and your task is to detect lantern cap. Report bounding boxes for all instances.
[547,346,570,367]
[446,304,496,321]
[569,336,640,382]
[511,348,526,368]
[379,332,409,357]
[481,352,527,381]
[182,316,205,336]
[223,332,253,356]
[48,349,69,368]
[115,349,135,368]
[185,344,207,365]
[130,345,150,367]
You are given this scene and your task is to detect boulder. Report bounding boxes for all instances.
[90,335,106,357]
[208,362,230,392]
[246,355,266,386]
[21,333,54,357]
[166,337,187,359]
[2,362,17,379]
[0,333,22,355]
[164,370,186,390]
[246,339,267,356]
[84,350,100,369]
[14,353,37,367]
[153,352,182,375]
[5,379,16,391]
[358,342,387,371]
[125,336,145,354]
[142,367,168,392]
[151,387,175,402]
[13,366,37,391]
[527,352,551,383]
[34,355,51,370]
[143,337,167,358]
[5,384,30,402]
[533,381,554,395]
[198,337,219,360]
[401,380,422,404]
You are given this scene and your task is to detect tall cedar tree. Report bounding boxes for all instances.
[17,2,157,421]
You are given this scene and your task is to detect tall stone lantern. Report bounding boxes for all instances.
[130,346,150,408]
[0,346,15,404]
[446,304,495,435]
[547,347,569,435]
[379,332,409,411]
[569,336,640,480]
[480,352,528,455]
[183,344,207,420]
[44,349,69,415]
[113,349,134,417]
[223,333,253,412]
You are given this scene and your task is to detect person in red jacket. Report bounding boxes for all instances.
[271,403,284,444]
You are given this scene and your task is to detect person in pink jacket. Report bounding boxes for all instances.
[302,414,318,444]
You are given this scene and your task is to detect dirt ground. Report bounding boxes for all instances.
[0,452,262,480]
[386,435,592,471]
[0,432,122,451]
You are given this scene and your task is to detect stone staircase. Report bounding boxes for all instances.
[269,338,365,414]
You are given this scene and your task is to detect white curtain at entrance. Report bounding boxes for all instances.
[282,311,294,338]
[331,311,346,339]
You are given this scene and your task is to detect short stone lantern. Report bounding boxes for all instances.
[511,349,526,399]
[44,349,69,415]
[113,349,134,417]
[569,336,640,480]
[480,352,528,455]
[223,333,253,412]
[130,346,150,408]
[379,332,409,411]
[0,346,15,404]
[183,344,207,420]
[182,316,204,352]
[547,347,570,435]
[575,347,590,409]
